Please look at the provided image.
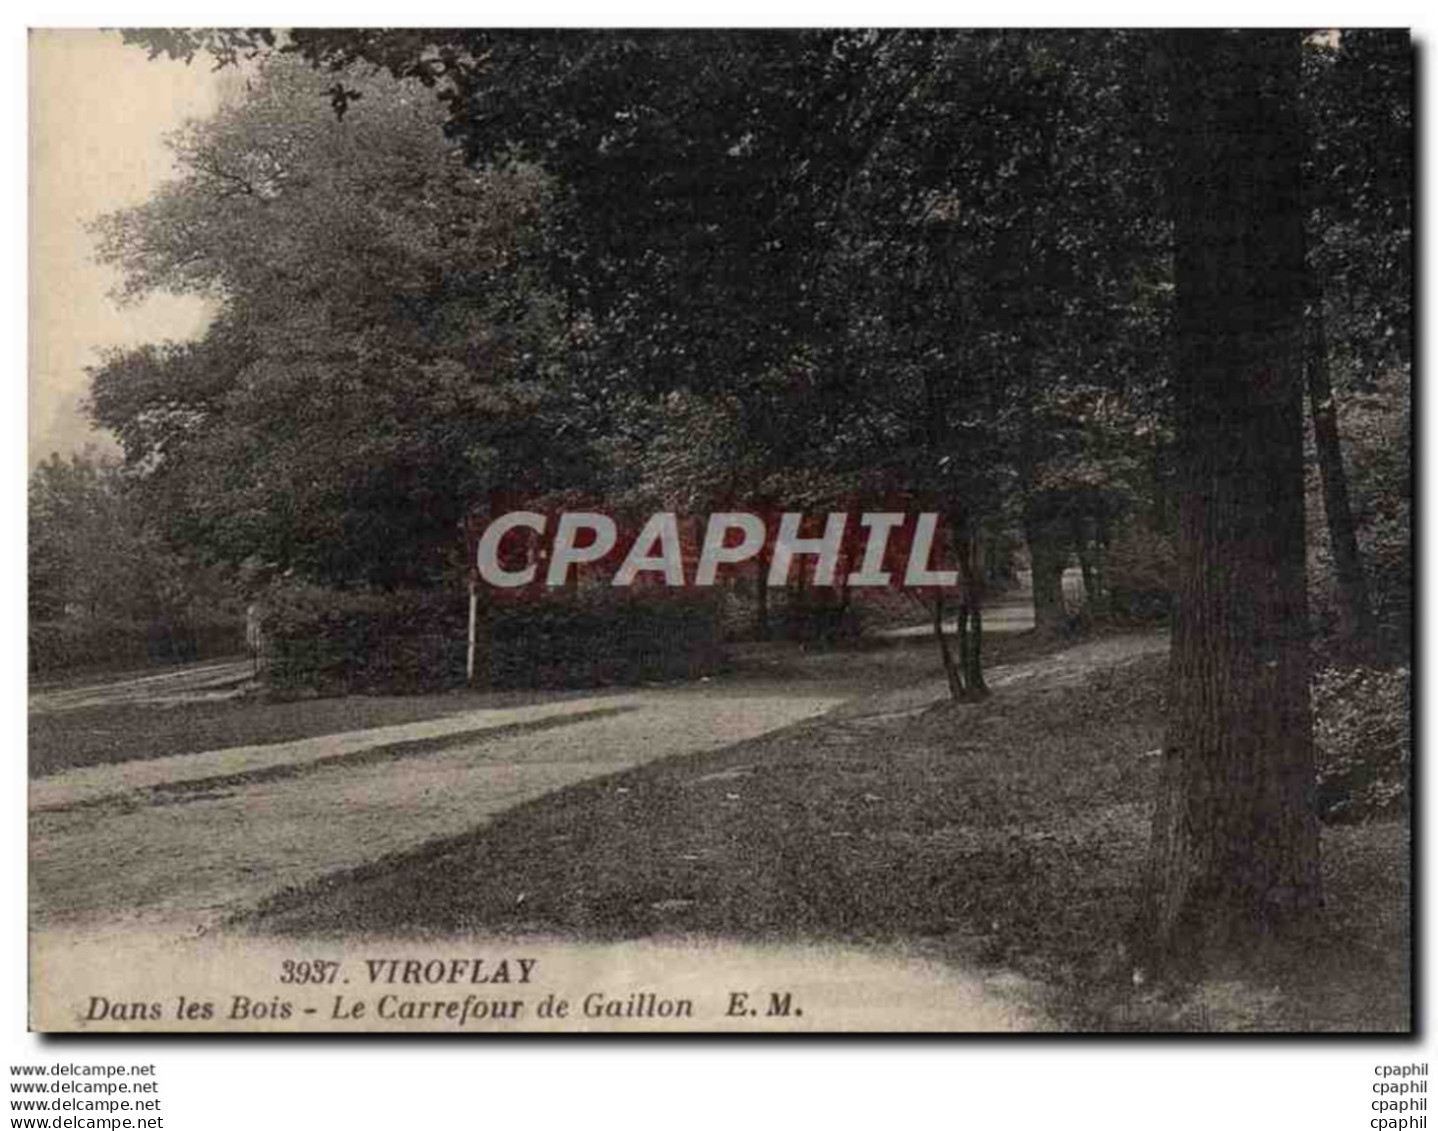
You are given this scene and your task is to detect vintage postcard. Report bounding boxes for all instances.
[28,27,1412,1033]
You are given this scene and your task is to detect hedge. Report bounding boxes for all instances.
[257,582,725,697]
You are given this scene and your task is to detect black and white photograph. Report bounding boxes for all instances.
[22,22,1413,1048]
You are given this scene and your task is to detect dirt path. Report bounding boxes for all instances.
[30,633,1175,1032]
[30,682,848,936]
[876,567,1084,641]
[31,632,1168,940]
[29,656,253,715]
[842,632,1169,720]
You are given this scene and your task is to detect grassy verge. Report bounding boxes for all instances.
[28,684,624,778]
[244,632,1410,1032]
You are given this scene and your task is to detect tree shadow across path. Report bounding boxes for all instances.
[240,628,1410,1031]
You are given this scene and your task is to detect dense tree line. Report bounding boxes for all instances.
[29,448,242,670]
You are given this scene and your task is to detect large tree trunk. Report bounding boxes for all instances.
[1145,31,1323,965]
[1306,288,1376,653]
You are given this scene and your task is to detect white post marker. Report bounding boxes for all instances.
[466,573,478,684]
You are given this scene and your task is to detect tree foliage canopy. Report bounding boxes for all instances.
[91,57,587,588]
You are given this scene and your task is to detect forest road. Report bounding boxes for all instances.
[30,627,1168,939]
[30,679,850,936]
[27,632,1169,1032]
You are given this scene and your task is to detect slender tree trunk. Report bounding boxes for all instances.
[1306,289,1376,653]
[952,510,989,698]
[1092,511,1111,616]
[1026,515,1067,633]
[1072,515,1099,613]
[1076,553,1096,610]
[1145,30,1322,965]
[1017,379,1067,635]
[832,570,853,642]
[954,595,971,693]
[754,553,770,642]
[470,592,492,689]
[788,561,810,642]
[962,603,986,694]
[932,590,964,701]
